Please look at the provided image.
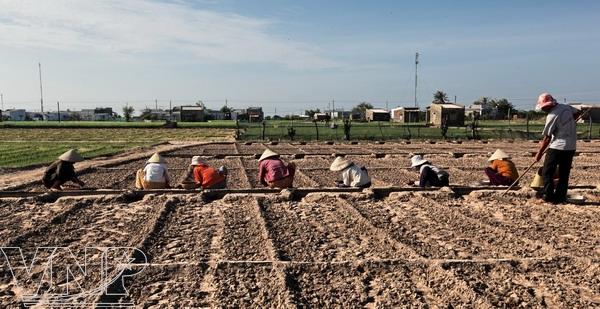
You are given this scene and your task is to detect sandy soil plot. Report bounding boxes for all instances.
[0,141,598,307]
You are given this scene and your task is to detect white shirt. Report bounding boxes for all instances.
[542,104,578,151]
[342,164,371,187]
[143,163,169,183]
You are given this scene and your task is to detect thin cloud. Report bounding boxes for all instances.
[0,0,338,69]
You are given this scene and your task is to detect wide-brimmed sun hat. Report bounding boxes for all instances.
[488,149,511,162]
[190,156,206,166]
[329,156,353,171]
[410,155,428,168]
[58,149,84,163]
[259,149,279,162]
[147,153,165,164]
[536,92,557,111]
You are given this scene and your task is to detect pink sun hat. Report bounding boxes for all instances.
[536,92,557,111]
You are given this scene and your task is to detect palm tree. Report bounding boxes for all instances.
[433,91,448,104]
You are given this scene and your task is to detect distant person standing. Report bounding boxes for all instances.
[534,93,581,203]
[43,149,86,190]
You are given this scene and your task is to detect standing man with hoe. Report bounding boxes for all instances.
[533,93,581,204]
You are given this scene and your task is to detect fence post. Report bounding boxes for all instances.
[589,115,593,140]
[526,113,530,140]
[314,120,319,141]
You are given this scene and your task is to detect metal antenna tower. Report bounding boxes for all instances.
[414,52,419,108]
[39,63,44,113]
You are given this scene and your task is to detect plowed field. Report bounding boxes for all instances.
[0,141,598,307]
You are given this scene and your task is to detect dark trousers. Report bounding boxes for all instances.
[484,167,514,186]
[542,148,575,203]
[419,166,449,187]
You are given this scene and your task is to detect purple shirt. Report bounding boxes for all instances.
[258,158,290,183]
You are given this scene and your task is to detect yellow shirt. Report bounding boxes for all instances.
[490,159,518,181]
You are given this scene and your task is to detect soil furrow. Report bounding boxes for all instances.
[412,193,557,258]
[459,193,600,258]
[214,195,294,307]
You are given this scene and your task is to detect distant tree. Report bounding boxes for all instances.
[123,105,135,122]
[432,91,449,104]
[220,105,232,120]
[492,98,514,119]
[304,108,321,118]
[473,97,492,106]
[351,102,373,121]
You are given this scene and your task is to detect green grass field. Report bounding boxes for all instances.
[0,119,596,168]
[0,120,239,128]
[0,127,234,168]
[0,141,149,168]
[239,120,598,141]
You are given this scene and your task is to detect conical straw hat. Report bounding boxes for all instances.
[410,155,428,167]
[488,149,510,162]
[58,149,84,163]
[259,149,279,162]
[190,156,206,166]
[329,156,352,171]
[530,174,543,188]
[147,153,165,163]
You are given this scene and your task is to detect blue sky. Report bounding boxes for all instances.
[1,0,599,115]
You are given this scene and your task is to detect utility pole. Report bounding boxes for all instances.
[1,93,3,111]
[386,100,388,110]
[169,100,172,121]
[155,99,158,111]
[414,52,419,108]
[57,101,61,123]
[39,63,44,114]
[454,95,457,104]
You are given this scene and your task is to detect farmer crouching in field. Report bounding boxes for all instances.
[258,149,296,189]
[179,156,227,189]
[484,149,519,186]
[534,92,581,204]
[42,149,86,191]
[135,153,170,189]
[329,156,371,188]
[409,155,449,187]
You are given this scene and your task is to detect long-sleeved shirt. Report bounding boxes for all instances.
[340,164,371,187]
[43,160,78,187]
[258,158,290,184]
[489,159,518,181]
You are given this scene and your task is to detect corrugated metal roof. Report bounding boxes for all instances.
[434,103,464,109]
